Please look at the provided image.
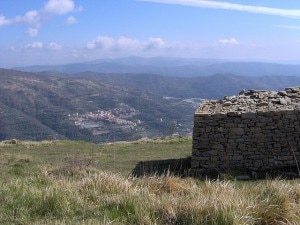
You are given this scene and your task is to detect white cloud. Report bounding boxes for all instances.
[219,38,240,46]
[26,28,39,37]
[23,10,41,26]
[0,15,11,26]
[25,41,62,50]
[86,36,170,50]
[14,10,42,28]
[146,37,167,49]
[0,0,80,36]
[139,0,300,19]
[86,36,116,50]
[65,16,77,25]
[44,0,75,15]
[277,25,300,30]
[26,42,44,49]
[48,42,62,50]
[118,37,141,49]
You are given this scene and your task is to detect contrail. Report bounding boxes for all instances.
[139,0,300,19]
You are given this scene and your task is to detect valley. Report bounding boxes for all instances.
[0,69,197,142]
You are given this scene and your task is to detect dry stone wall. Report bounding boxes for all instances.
[192,87,300,174]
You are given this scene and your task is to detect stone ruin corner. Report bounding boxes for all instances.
[192,87,300,178]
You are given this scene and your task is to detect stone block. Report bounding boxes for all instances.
[241,112,256,119]
[199,156,210,161]
[191,160,200,168]
[227,111,241,117]
[195,112,211,117]
[253,160,263,167]
[257,117,273,123]
[219,156,230,161]
[203,150,218,156]
[250,127,262,133]
[210,156,219,161]
[205,127,212,132]
[234,118,241,123]
[211,143,224,151]
[214,113,227,119]
[249,155,262,160]
[230,128,244,135]
[193,150,203,156]
[193,127,206,133]
[281,156,294,161]
[232,155,243,161]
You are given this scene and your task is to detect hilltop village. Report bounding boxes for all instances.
[69,105,140,132]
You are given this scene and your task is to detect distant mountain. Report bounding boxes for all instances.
[68,72,300,99]
[88,56,226,67]
[15,56,300,77]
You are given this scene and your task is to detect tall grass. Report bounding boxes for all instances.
[1,139,300,224]
[1,166,300,224]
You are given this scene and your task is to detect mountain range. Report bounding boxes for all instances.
[67,72,300,99]
[15,56,300,77]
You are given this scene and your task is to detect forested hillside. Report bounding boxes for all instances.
[0,69,194,142]
[1,68,300,142]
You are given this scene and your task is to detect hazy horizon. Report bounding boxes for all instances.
[8,55,300,69]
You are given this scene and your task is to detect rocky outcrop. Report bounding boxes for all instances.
[197,87,300,115]
[192,87,300,176]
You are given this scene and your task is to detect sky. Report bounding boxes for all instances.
[1,0,300,67]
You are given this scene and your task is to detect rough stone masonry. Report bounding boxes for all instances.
[192,87,300,174]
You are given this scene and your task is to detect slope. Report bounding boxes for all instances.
[72,72,300,99]
[0,69,195,142]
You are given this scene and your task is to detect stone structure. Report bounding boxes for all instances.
[192,87,300,175]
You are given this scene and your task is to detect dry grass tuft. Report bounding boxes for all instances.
[133,175,193,194]
[2,169,300,224]
[46,156,97,178]
[248,179,300,224]
[0,140,56,146]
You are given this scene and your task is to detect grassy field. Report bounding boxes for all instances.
[1,137,300,224]
[0,137,191,180]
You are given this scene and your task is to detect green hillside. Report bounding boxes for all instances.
[73,72,300,99]
[0,69,195,142]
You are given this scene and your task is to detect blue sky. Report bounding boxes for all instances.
[1,0,300,67]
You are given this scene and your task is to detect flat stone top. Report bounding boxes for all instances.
[196,87,300,115]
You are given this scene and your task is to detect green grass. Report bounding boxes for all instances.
[1,137,300,224]
[0,137,191,181]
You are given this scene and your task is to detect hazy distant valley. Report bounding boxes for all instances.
[16,56,300,77]
[2,57,300,143]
